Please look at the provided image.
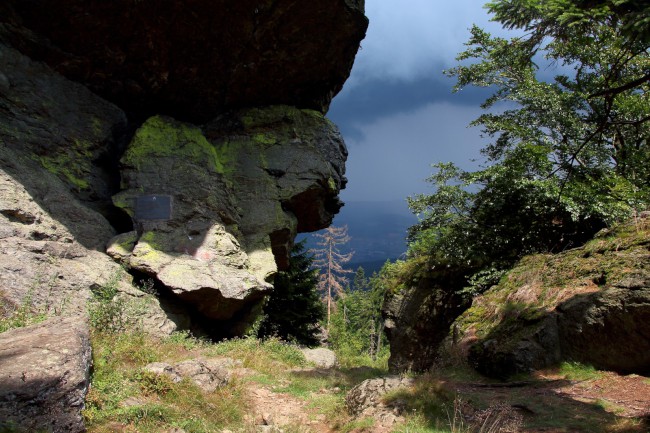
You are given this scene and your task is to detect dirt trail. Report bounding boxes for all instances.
[447,370,650,433]
[245,383,334,433]
[240,366,649,433]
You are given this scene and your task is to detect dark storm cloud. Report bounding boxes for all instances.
[326,0,518,202]
[328,77,493,140]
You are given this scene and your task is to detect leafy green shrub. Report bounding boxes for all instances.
[88,273,130,333]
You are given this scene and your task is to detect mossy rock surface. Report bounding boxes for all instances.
[111,106,347,338]
[456,218,650,378]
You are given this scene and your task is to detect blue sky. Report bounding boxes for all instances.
[327,0,511,204]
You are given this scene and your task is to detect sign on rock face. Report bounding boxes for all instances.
[135,195,172,221]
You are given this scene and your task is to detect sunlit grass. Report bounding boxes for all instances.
[558,361,604,381]
[84,331,248,433]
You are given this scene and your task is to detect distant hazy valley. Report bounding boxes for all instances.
[299,200,416,275]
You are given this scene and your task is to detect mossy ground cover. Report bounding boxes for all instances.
[84,331,246,433]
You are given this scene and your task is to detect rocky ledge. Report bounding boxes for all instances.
[459,215,650,378]
[1,0,367,122]
[0,1,367,336]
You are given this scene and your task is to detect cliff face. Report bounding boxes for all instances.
[0,2,367,337]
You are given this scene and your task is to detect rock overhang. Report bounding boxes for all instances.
[2,0,368,123]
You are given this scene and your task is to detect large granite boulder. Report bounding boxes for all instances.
[0,316,92,433]
[1,0,368,122]
[458,217,650,378]
[0,44,192,335]
[1,0,363,340]
[0,43,125,315]
[0,43,128,243]
[109,107,347,335]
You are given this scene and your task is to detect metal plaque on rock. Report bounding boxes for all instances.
[135,195,172,221]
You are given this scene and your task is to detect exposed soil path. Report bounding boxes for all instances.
[234,365,649,433]
[246,384,334,432]
[446,370,650,433]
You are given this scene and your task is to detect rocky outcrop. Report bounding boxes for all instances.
[107,107,347,334]
[0,43,127,244]
[1,0,368,122]
[0,43,125,316]
[1,0,365,339]
[0,316,91,433]
[458,217,650,378]
[0,43,194,333]
[1,2,365,429]
[382,268,469,373]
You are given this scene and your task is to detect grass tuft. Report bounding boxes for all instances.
[558,361,604,381]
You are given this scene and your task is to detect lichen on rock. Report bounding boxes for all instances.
[111,106,347,335]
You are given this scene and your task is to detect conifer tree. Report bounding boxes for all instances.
[312,225,353,331]
[258,240,324,346]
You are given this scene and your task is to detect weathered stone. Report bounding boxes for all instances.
[467,315,562,379]
[345,376,414,426]
[0,157,193,335]
[301,348,338,369]
[0,165,119,316]
[557,287,650,373]
[112,108,347,334]
[1,0,368,123]
[143,358,231,393]
[0,316,91,433]
[0,0,360,345]
[142,362,183,383]
[0,43,128,234]
[458,220,650,378]
[383,270,469,373]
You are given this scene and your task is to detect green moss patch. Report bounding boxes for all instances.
[37,138,93,190]
[123,116,224,173]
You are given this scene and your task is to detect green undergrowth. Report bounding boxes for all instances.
[384,374,455,429]
[84,273,394,432]
[84,331,243,433]
[85,325,391,433]
[0,289,48,334]
[558,361,605,381]
[207,336,307,373]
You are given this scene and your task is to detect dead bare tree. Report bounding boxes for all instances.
[312,225,353,331]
